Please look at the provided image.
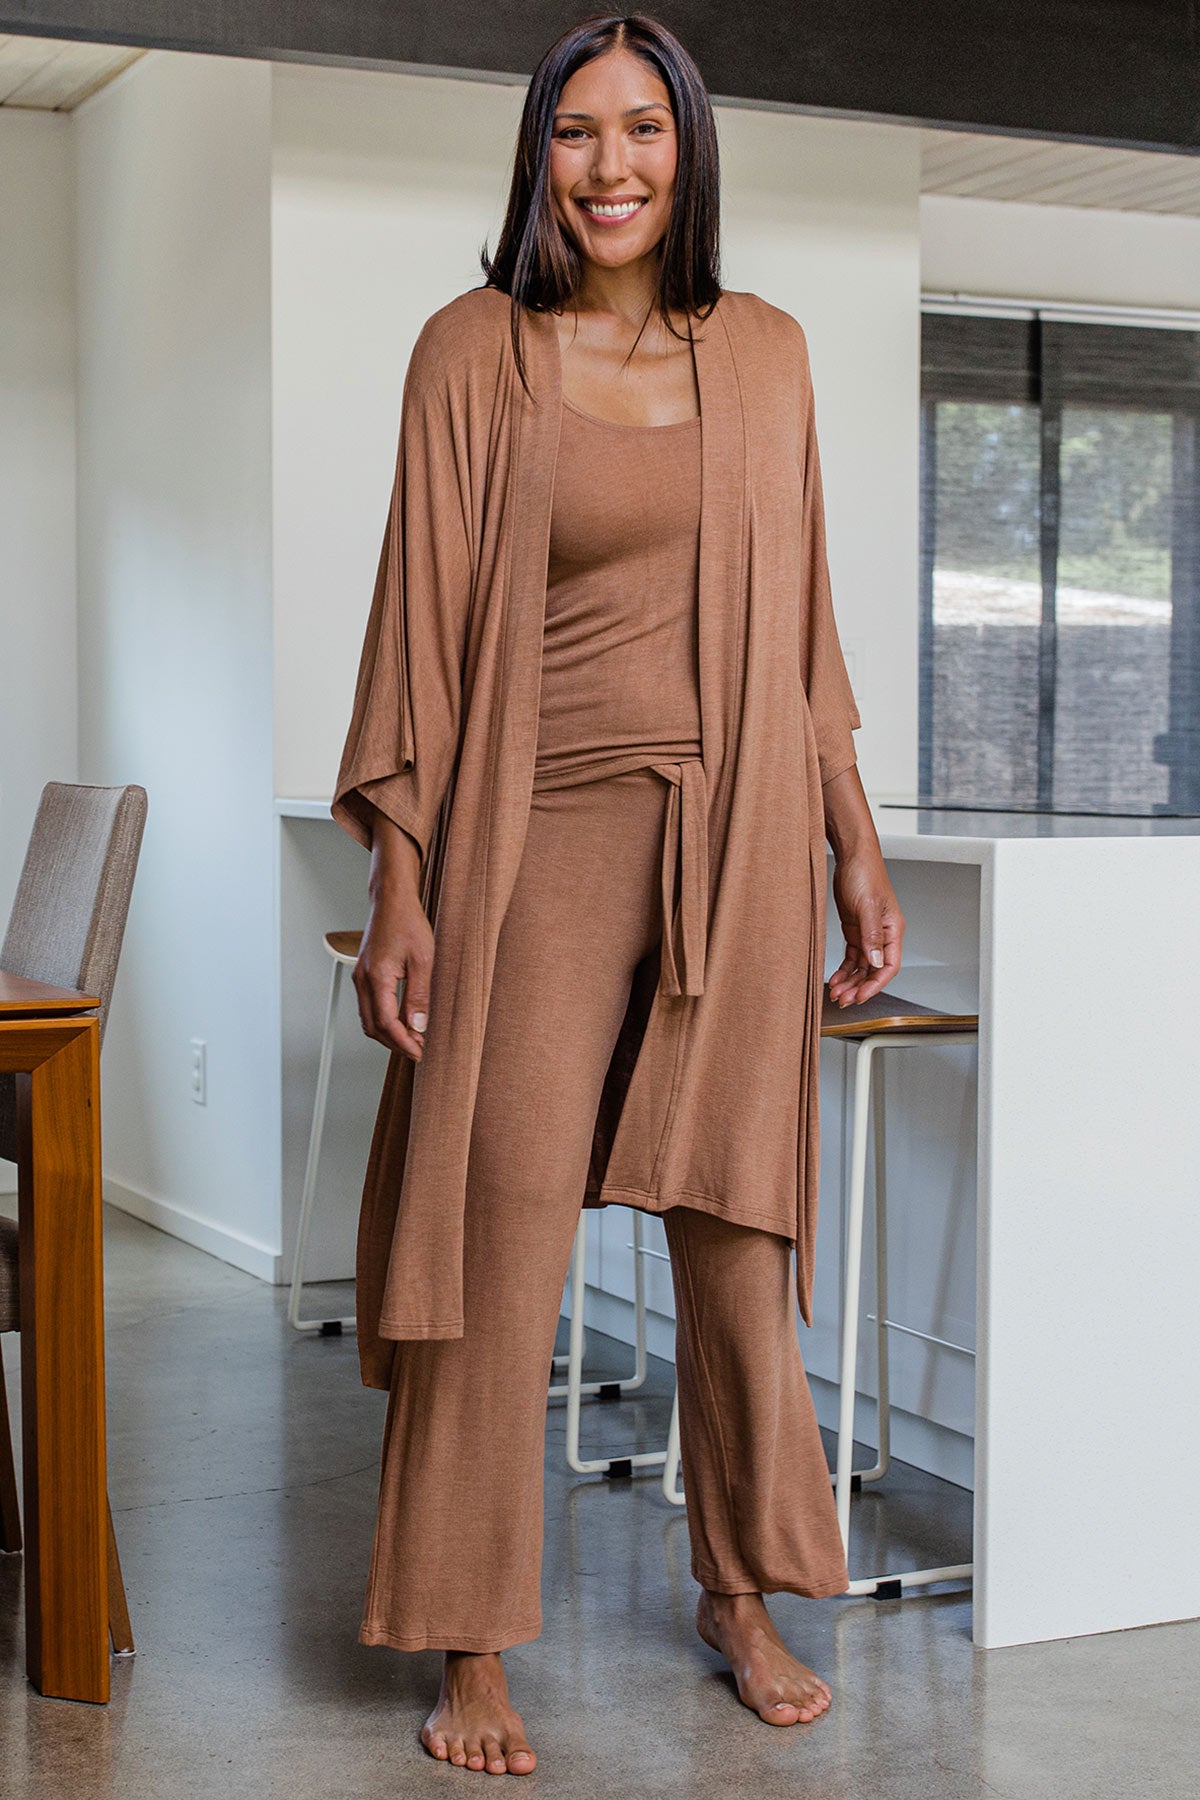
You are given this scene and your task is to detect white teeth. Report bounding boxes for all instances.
[581,200,644,218]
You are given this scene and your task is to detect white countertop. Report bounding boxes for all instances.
[866,796,1200,862]
[276,796,335,820]
[276,793,1200,862]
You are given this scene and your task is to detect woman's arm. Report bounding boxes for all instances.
[352,808,433,1061]
[822,762,904,1007]
[789,317,904,1007]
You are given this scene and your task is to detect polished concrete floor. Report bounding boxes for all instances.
[1,1199,1196,1798]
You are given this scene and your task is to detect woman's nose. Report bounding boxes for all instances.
[591,133,630,185]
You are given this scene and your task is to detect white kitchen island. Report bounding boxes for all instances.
[275,794,1200,1650]
[852,801,1200,1648]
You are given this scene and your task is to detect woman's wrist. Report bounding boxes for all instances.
[821,764,882,865]
[368,808,423,902]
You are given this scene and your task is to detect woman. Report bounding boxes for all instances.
[333,11,904,1777]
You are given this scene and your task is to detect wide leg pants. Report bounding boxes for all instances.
[359,768,850,1653]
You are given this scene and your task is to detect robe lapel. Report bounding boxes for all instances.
[474,307,564,980]
[692,297,746,837]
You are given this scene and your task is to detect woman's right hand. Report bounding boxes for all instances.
[353,811,434,1062]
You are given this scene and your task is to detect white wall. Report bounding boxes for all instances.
[0,111,77,923]
[718,110,923,801]
[74,51,281,1275]
[0,110,77,1193]
[271,65,525,805]
[921,192,1200,311]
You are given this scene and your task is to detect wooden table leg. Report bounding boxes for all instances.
[14,1017,108,1702]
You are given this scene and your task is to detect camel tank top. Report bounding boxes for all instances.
[533,396,703,785]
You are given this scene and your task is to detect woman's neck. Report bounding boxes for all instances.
[568,255,662,326]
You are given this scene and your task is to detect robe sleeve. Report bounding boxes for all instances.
[797,329,862,787]
[331,312,474,873]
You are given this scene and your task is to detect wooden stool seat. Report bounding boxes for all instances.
[324,930,363,965]
[821,986,978,1038]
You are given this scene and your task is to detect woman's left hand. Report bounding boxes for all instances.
[827,850,905,1007]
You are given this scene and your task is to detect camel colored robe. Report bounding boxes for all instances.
[332,285,861,1390]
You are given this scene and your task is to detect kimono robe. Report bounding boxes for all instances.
[332,284,861,1391]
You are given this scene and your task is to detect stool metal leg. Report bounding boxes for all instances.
[288,955,356,1335]
[550,1211,650,1399]
[857,1051,890,1486]
[662,1375,690,1504]
[662,1383,685,1505]
[560,1210,667,1477]
[831,1031,975,1596]
[834,1036,876,1546]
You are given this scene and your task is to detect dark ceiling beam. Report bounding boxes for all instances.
[2,1,1199,154]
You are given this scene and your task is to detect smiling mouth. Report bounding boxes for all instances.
[576,197,649,221]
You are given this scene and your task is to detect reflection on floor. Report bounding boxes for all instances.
[0,1202,1196,1798]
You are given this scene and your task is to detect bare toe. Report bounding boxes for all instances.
[481,1735,507,1775]
[508,1745,537,1775]
[421,1727,450,1761]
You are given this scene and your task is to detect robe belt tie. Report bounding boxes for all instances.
[649,757,708,999]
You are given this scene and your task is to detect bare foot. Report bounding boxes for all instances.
[696,1590,832,1726]
[420,1650,537,1775]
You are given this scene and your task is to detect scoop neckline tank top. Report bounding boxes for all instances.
[560,394,701,430]
[534,397,708,994]
[537,398,703,778]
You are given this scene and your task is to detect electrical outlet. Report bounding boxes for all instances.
[190,1038,207,1106]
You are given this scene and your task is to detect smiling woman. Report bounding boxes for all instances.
[332,7,901,1780]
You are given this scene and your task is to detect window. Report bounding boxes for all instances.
[919,311,1200,815]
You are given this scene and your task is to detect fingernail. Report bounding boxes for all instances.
[411,1011,428,1031]
[868,950,883,967]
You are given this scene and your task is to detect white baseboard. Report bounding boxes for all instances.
[103,1177,282,1284]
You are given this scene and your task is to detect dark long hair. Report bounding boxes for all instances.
[479,12,722,395]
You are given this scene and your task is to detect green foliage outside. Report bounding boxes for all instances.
[932,401,1173,602]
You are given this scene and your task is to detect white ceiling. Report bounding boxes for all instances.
[921,126,1199,218]
[0,33,145,109]
[1,34,1197,219]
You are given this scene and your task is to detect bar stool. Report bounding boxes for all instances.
[661,986,980,1565]
[821,987,978,1596]
[288,930,363,1335]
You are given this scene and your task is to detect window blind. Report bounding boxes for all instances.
[919,310,1200,815]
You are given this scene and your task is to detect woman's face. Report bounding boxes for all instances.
[548,47,678,276]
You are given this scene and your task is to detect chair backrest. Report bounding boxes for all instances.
[0,781,148,1162]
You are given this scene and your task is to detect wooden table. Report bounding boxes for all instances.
[1,970,109,1702]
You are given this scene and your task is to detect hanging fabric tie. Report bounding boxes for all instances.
[651,757,708,997]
